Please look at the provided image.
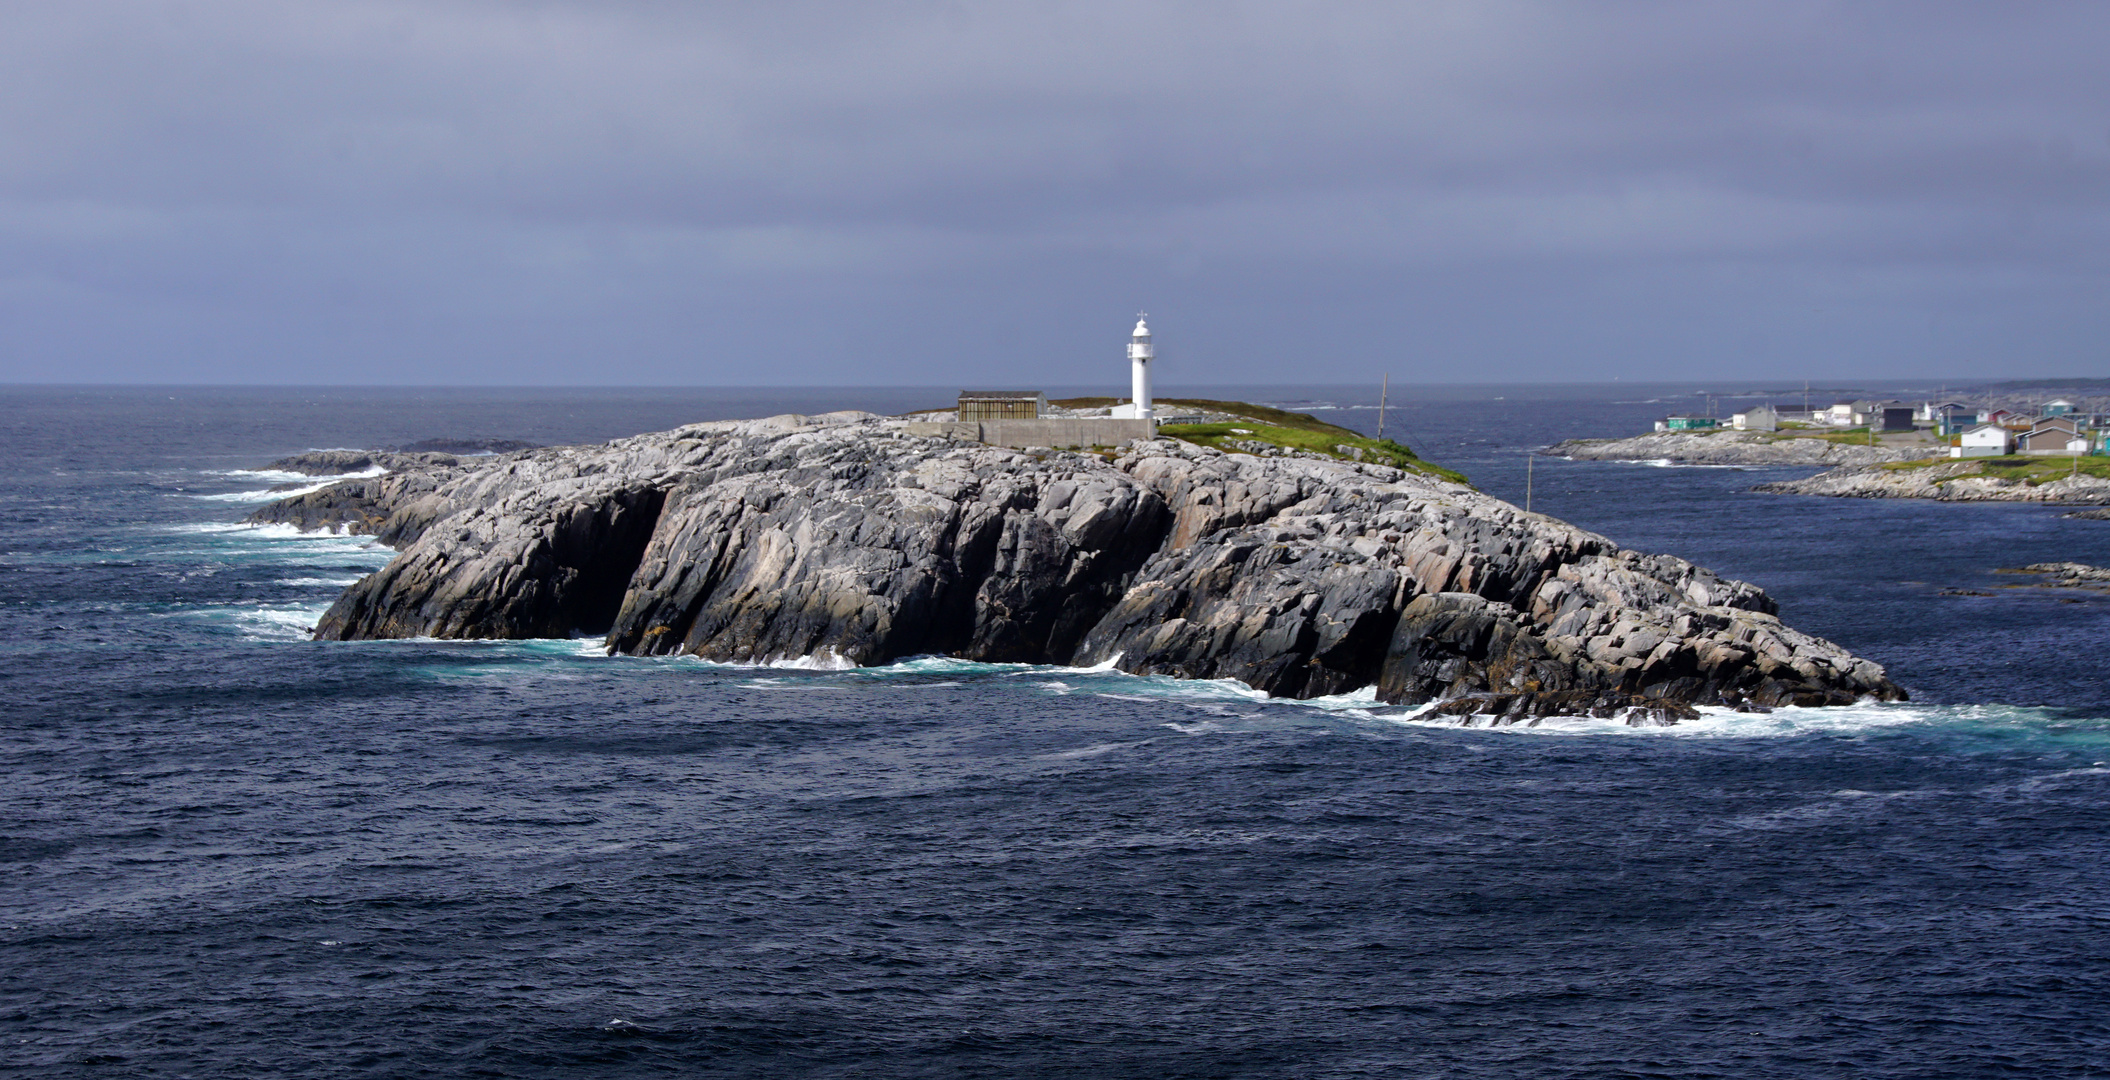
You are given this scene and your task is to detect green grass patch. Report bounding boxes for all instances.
[1879,454,2110,483]
[1754,427,1898,445]
[917,395,1471,485]
[1049,396,1363,435]
[1157,421,1471,485]
[1979,454,2110,484]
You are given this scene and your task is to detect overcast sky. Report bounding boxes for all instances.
[2,2,2105,386]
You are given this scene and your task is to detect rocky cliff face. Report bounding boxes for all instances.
[268,413,1903,722]
[1549,432,1938,467]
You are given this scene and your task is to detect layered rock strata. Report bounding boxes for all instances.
[267,413,1903,723]
[1549,432,1939,467]
[1754,462,2110,503]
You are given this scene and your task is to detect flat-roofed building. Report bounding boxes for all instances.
[957,391,1047,423]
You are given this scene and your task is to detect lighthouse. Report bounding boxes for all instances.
[1128,314,1153,421]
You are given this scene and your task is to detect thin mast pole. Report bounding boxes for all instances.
[1526,452,1534,514]
[1377,374,1389,442]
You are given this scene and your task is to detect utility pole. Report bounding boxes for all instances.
[1377,374,1389,442]
[1526,451,1534,514]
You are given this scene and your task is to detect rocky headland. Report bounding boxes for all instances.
[1753,460,2110,503]
[250,412,1905,724]
[1548,431,1939,467]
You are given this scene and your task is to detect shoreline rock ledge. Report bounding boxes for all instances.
[261,413,1904,723]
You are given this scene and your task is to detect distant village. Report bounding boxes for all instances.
[1657,396,2102,458]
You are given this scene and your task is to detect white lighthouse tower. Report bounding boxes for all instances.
[1127,314,1154,420]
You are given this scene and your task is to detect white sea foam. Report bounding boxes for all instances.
[189,601,331,641]
[1044,739,1159,759]
[764,648,857,671]
[191,480,338,503]
[274,576,366,587]
[211,465,387,484]
[166,521,340,539]
[1376,699,1953,739]
[1634,459,1757,470]
[162,522,393,558]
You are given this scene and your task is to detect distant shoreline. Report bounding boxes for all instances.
[1545,429,1940,468]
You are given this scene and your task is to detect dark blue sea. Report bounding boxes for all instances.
[5,384,2110,1078]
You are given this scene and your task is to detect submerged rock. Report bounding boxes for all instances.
[261,413,1903,720]
[1999,562,2110,591]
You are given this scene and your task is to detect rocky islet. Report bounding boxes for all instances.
[251,412,1904,723]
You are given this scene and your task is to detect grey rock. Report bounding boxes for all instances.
[257,413,1901,720]
[2000,562,2110,590]
[391,438,541,454]
[262,449,479,476]
[1550,432,1939,467]
[1755,461,2110,503]
[245,467,465,540]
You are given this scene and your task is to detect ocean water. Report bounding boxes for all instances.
[4,384,2109,1078]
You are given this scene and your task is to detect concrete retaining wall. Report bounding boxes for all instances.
[899,418,1156,449]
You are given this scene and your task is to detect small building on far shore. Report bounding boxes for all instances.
[1732,405,1779,432]
[1848,400,1915,431]
[2020,417,2087,455]
[1658,415,1721,432]
[1955,424,2014,457]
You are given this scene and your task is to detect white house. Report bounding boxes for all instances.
[1824,402,1856,426]
[1732,405,1779,432]
[1953,424,2014,457]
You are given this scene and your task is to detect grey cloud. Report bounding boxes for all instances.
[2,1,2106,383]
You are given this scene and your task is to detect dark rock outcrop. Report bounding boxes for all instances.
[1998,562,2110,591]
[392,438,541,455]
[264,412,1902,722]
[264,450,472,477]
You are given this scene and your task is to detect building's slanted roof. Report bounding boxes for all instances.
[957,390,1046,399]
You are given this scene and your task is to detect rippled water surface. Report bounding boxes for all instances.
[5,385,2109,1077]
